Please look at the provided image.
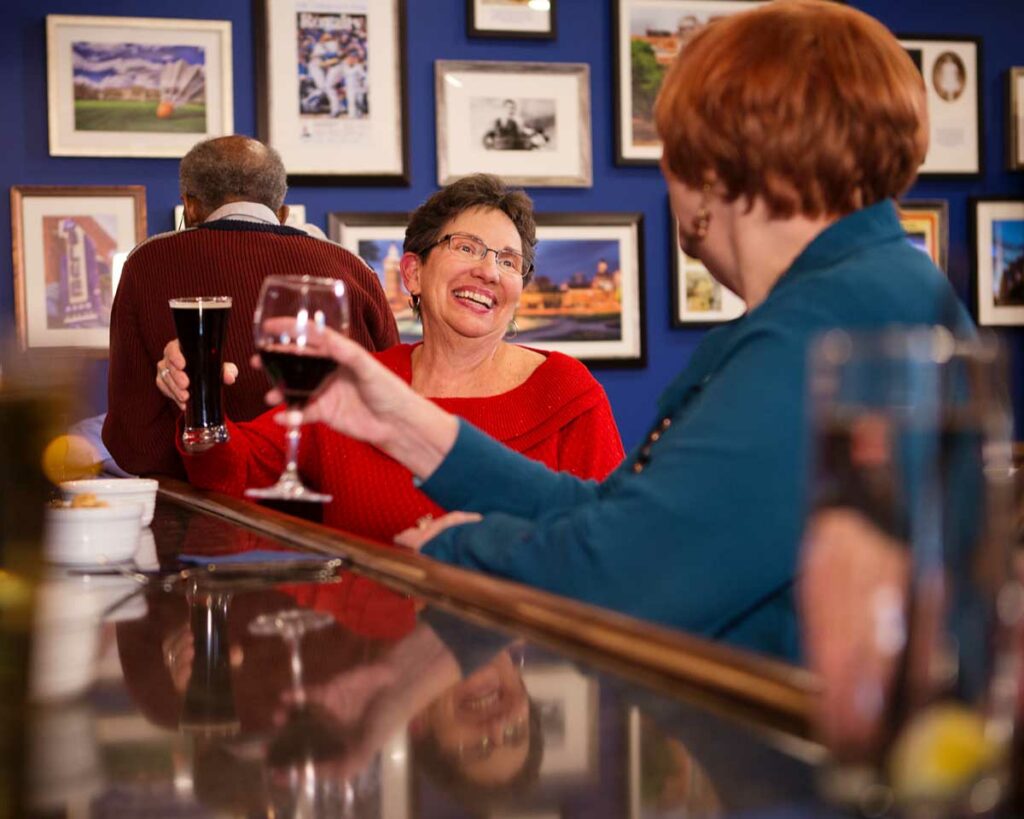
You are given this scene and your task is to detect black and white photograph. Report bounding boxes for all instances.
[472,96,556,152]
[899,35,981,175]
[436,60,591,187]
[257,0,408,182]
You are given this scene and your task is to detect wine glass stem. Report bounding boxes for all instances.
[287,633,306,706]
[283,408,302,484]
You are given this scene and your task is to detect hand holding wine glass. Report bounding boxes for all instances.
[246,275,349,503]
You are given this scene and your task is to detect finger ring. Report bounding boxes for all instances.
[159,366,171,381]
[416,514,434,530]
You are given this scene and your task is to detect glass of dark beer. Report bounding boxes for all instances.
[245,275,348,503]
[801,328,1022,818]
[170,297,232,452]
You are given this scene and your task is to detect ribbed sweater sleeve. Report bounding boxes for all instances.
[102,223,398,478]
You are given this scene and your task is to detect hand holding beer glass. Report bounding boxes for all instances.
[246,275,349,503]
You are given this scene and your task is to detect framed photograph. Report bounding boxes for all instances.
[10,185,147,352]
[46,15,232,158]
[467,0,556,39]
[173,203,307,231]
[256,0,409,184]
[971,198,1024,326]
[899,35,982,176]
[1009,67,1024,171]
[670,218,745,327]
[897,199,949,274]
[613,0,764,166]
[522,663,598,782]
[435,60,592,188]
[330,211,646,366]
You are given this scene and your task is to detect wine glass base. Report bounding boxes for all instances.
[245,482,332,503]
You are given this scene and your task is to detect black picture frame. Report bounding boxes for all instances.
[668,205,745,328]
[467,0,556,40]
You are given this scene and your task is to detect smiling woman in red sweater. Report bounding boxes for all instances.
[165,174,624,543]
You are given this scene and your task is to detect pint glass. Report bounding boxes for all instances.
[169,297,232,452]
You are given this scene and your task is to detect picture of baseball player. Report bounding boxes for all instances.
[296,11,368,119]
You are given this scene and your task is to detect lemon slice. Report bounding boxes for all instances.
[889,703,1001,802]
[40,434,101,484]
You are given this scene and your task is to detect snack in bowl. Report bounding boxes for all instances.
[60,478,158,526]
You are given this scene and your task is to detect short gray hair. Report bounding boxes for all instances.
[179,136,288,211]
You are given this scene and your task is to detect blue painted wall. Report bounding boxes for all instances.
[1,0,1022,449]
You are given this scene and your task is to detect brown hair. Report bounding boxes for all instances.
[654,0,928,219]
[404,174,537,282]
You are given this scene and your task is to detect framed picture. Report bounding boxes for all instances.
[173,203,307,231]
[10,185,147,352]
[899,35,982,176]
[522,663,598,782]
[1009,67,1024,171]
[46,15,232,158]
[329,211,646,366]
[255,0,409,184]
[670,218,745,327]
[897,199,949,274]
[971,198,1024,326]
[467,0,556,39]
[435,60,592,188]
[613,0,764,166]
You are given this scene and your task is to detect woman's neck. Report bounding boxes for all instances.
[411,331,509,397]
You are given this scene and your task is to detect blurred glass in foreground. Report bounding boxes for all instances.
[800,328,1022,817]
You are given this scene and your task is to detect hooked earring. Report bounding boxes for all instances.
[691,182,713,240]
[506,317,519,340]
[408,293,421,320]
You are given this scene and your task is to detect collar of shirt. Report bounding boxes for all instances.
[205,202,280,226]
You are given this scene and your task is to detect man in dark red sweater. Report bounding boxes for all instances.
[102,135,399,479]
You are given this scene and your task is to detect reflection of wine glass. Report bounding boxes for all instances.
[803,328,1020,817]
[245,275,349,503]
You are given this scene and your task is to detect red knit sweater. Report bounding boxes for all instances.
[103,221,399,479]
[183,344,625,544]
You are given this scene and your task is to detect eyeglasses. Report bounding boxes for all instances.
[434,233,531,278]
[455,715,530,762]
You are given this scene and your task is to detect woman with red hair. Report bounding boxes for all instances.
[265,1,971,660]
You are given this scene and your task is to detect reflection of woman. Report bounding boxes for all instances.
[165,174,623,542]
[932,51,966,102]
[261,1,971,659]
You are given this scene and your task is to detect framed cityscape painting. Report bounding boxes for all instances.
[256,0,409,183]
[330,211,645,366]
[897,199,949,274]
[467,0,556,39]
[613,0,764,165]
[435,60,592,187]
[1009,67,1024,171]
[10,185,147,352]
[46,15,233,158]
[899,35,982,175]
[971,198,1024,326]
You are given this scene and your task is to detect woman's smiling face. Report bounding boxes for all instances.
[404,206,525,344]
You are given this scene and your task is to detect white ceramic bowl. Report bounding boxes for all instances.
[60,478,158,526]
[44,503,143,566]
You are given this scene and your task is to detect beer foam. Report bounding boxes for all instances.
[168,297,232,309]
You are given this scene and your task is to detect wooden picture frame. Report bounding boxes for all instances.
[11,185,147,352]
[467,0,556,39]
[46,14,232,158]
[613,0,764,166]
[1009,67,1024,171]
[971,198,1024,326]
[899,35,983,176]
[435,60,592,188]
[897,199,950,274]
[256,0,409,184]
[330,211,646,366]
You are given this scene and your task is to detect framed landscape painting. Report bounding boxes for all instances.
[256,0,409,183]
[971,198,1024,326]
[435,60,592,187]
[330,211,645,366]
[46,15,232,158]
[670,218,745,326]
[11,185,147,352]
[613,0,764,165]
[897,199,949,274]
[899,35,982,175]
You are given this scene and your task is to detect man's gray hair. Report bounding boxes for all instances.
[179,136,288,211]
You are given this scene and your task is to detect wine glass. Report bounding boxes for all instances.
[245,275,349,503]
[801,328,1022,817]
